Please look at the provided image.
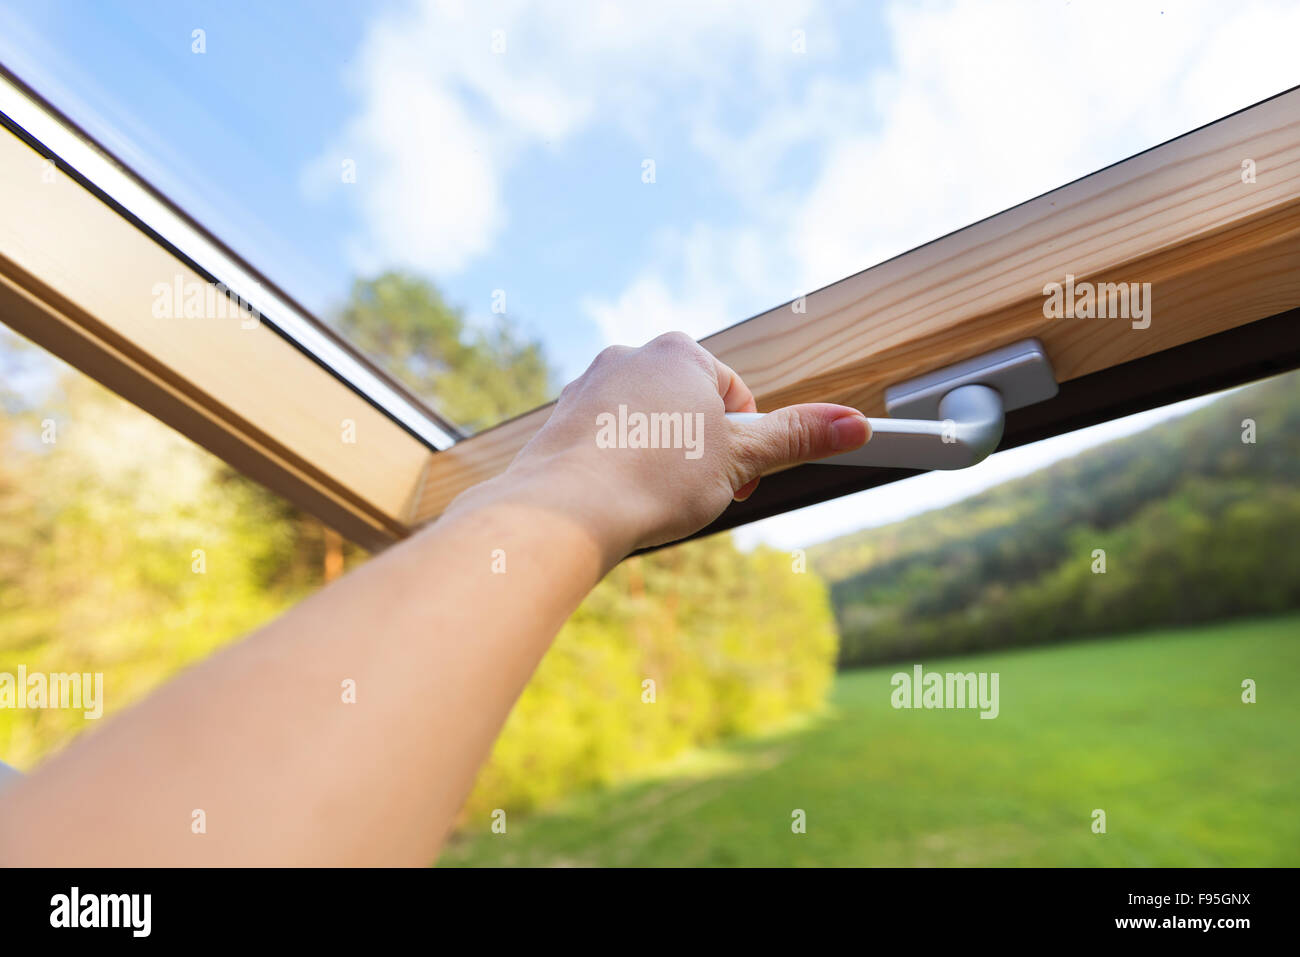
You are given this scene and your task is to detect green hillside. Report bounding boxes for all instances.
[810,374,1300,667]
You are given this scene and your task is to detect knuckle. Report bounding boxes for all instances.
[649,331,715,379]
[593,344,628,365]
[653,330,696,349]
[782,413,822,463]
[650,331,705,363]
[729,436,768,482]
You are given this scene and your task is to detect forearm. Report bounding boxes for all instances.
[0,471,614,866]
[0,332,866,867]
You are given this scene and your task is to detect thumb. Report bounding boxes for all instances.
[729,404,870,477]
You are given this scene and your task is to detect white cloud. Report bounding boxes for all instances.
[584,276,724,347]
[583,223,776,345]
[591,0,1300,345]
[787,0,1300,293]
[309,0,1299,365]
[305,0,826,277]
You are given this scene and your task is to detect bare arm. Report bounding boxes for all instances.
[0,333,869,866]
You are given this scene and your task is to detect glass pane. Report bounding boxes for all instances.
[2,1,1296,435]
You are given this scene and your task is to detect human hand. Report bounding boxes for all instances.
[486,331,870,558]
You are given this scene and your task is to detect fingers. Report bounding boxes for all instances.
[729,403,870,478]
[711,356,757,413]
[571,333,865,506]
[712,356,761,500]
[733,477,761,502]
[643,331,756,413]
[639,335,868,489]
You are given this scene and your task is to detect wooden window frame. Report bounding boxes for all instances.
[2,65,1298,551]
[407,86,1300,536]
[0,67,458,550]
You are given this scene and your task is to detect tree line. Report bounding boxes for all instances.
[810,373,1300,667]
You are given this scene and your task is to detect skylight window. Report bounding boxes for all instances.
[4,1,1297,440]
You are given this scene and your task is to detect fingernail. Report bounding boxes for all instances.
[830,413,870,451]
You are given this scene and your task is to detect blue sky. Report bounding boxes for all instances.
[1,0,1297,547]
[0,0,892,383]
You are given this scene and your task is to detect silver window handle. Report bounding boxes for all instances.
[729,383,1005,470]
[725,338,1058,472]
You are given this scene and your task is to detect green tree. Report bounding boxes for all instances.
[334,271,553,433]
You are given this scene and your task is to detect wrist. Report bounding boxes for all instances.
[444,453,641,572]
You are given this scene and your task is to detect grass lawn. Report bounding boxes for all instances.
[440,615,1299,867]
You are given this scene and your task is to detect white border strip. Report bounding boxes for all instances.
[0,72,458,450]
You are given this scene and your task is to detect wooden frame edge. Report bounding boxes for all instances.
[0,123,431,551]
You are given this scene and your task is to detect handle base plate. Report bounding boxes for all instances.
[885,338,1058,419]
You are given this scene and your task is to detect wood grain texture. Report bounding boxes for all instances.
[0,126,429,549]
[412,88,1300,526]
